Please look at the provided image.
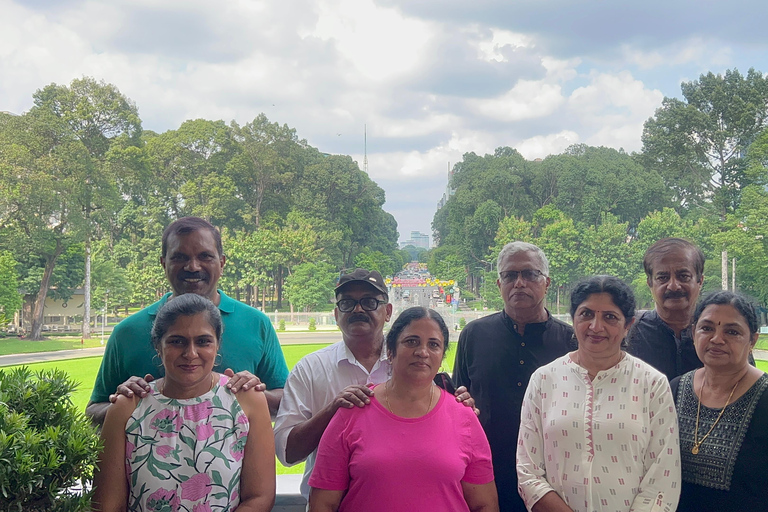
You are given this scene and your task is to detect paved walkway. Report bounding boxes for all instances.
[0,331,341,367]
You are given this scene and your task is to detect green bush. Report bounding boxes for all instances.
[278,319,286,331]
[458,317,466,329]
[308,317,317,331]
[0,367,101,512]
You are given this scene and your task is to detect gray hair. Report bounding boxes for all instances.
[496,241,549,276]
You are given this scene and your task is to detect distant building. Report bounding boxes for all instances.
[436,167,455,210]
[400,231,430,250]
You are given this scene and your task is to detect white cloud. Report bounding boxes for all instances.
[517,131,580,160]
[469,80,565,122]
[308,0,433,83]
[2,0,763,242]
[620,38,734,70]
[566,71,663,152]
[475,27,533,63]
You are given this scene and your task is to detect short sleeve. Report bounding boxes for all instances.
[90,329,122,403]
[308,408,353,491]
[462,411,494,485]
[274,359,314,466]
[255,318,289,389]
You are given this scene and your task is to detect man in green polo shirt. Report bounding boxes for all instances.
[86,217,288,425]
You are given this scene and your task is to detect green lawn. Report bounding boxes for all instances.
[754,334,768,351]
[0,336,108,355]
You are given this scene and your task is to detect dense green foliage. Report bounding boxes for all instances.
[0,79,401,331]
[0,367,101,511]
[430,69,768,310]
[0,251,22,324]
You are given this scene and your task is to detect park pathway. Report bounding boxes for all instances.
[0,330,343,367]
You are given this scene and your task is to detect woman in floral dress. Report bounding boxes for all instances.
[93,294,275,512]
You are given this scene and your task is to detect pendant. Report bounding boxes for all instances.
[691,445,699,455]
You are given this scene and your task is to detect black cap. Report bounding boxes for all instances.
[335,268,388,296]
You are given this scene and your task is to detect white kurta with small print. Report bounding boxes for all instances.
[517,352,681,512]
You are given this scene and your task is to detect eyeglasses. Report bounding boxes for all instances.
[499,269,545,283]
[336,298,387,312]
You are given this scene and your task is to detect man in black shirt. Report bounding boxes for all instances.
[454,242,575,512]
[627,238,705,381]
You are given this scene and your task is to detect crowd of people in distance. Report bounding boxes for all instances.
[88,216,768,512]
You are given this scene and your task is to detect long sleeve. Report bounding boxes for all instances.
[452,327,471,389]
[629,376,681,512]
[517,369,557,510]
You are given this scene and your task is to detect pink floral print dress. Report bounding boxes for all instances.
[125,374,250,512]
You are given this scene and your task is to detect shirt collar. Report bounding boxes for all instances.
[502,308,553,331]
[337,338,388,366]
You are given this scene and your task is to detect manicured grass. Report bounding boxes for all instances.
[0,336,107,355]
[754,334,768,351]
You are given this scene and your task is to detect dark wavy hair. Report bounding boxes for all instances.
[151,294,223,351]
[693,291,759,335]
[386,307,450,361]
[161,216,224,258]
[570,275,636,327]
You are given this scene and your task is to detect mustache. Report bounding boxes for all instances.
[347,314,370,323]
[663,290,688,300]
[180,271,207,280]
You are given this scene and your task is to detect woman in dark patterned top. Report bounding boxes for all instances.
[670,291,768,512]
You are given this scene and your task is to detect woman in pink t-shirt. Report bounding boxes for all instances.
[309,307,499,512]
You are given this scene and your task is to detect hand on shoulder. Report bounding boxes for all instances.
[235,385,269,416]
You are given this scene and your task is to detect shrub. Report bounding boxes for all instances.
[278,319,286,331]
[458,317,466,329]
[0,367,101,512]
[308,317,317,331]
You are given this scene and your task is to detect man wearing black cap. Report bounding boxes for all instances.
[275,268,474,501]
[274,268,394,501]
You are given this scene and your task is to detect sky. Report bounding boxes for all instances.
[2,0,767,247]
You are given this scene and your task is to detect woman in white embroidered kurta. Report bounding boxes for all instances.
[517,275,680,512]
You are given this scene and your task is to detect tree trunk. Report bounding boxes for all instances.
[262,282,267,311]
[30,243,64,340]
[82,236,91,339]
[276,267,284,309]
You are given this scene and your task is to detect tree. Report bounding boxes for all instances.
[0,251,22,326]
[553,145,670,227]
[0,110,87,339]
[283,262,337,311]
[229,114,307,228]
[293,153,397,268]
[354,249,397,277]
[641,68,768,218]
[578,214,634,284]
[533,208,581,314]
[32,77,142,338]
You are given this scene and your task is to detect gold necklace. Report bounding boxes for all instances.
[159,372,217,397]
[384,380,434,416]
[692,373,743,455]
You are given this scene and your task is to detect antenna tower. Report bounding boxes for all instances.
[363,124,368,173]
